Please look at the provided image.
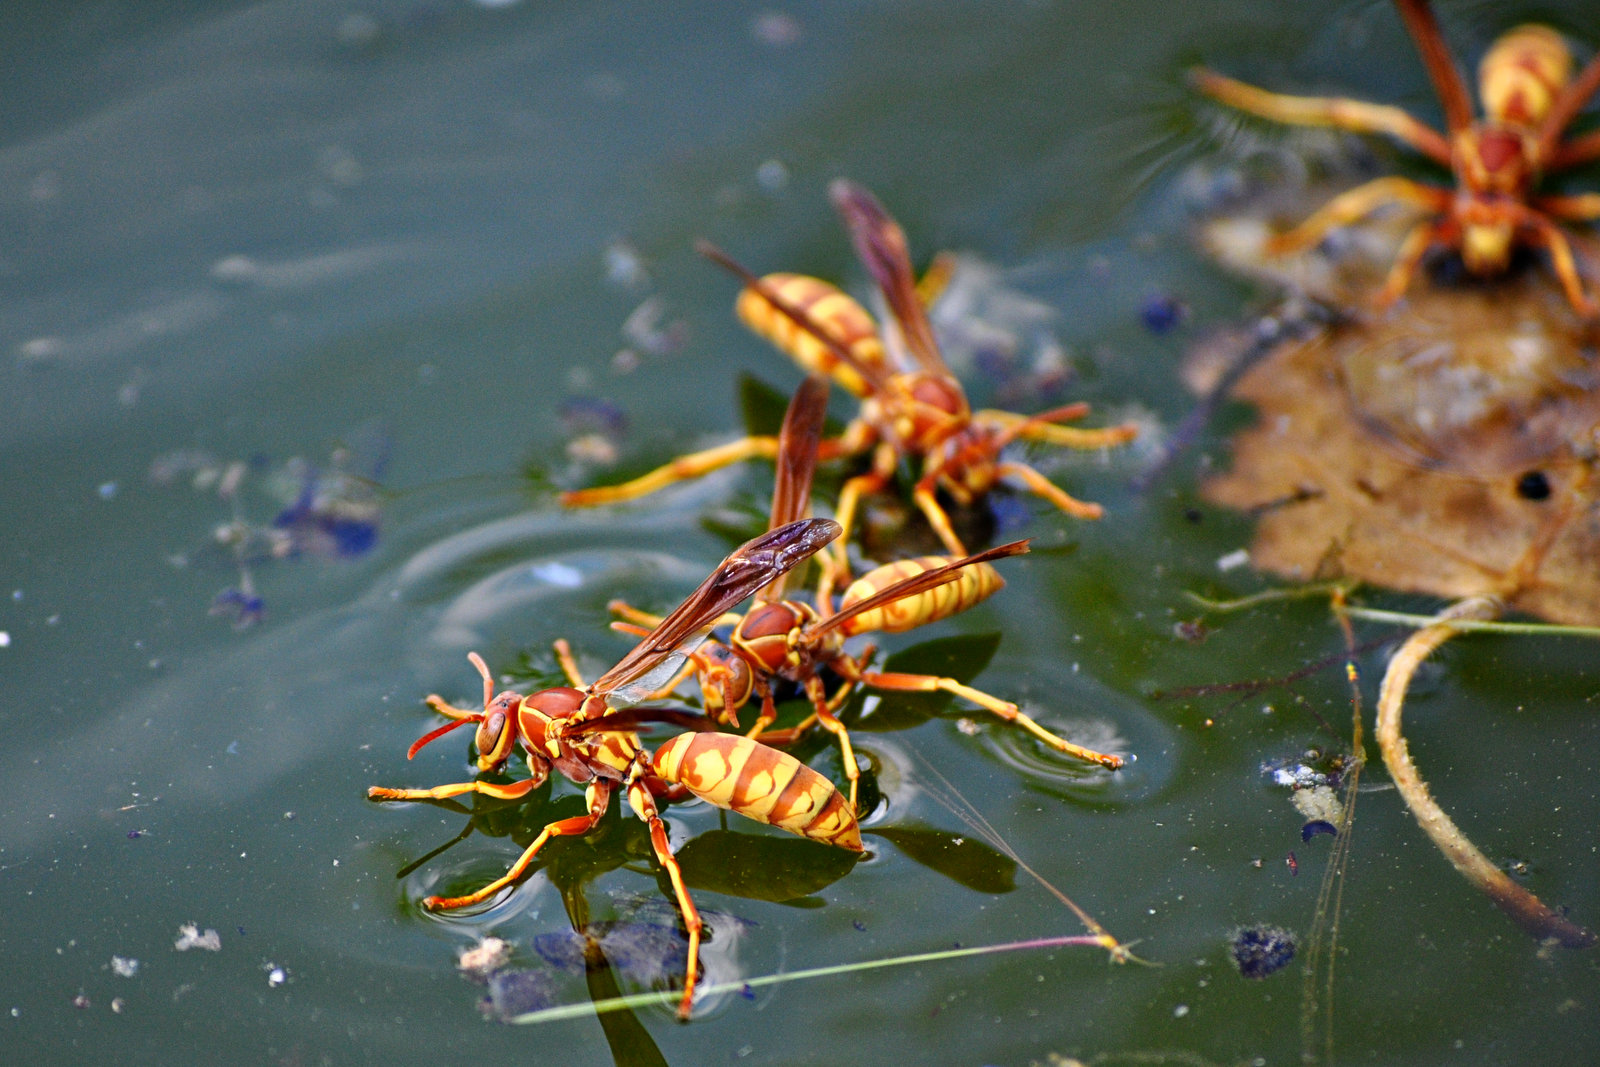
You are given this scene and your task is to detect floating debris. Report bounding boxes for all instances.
[150,429,386,627]
[1231,924,1295,979]
[457,937,512,982]
[1302,820,1338,842]
[480,968,558,1022]
[173,924,221,952]
[110,956,139,978]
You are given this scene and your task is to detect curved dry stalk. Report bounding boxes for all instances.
[1375,595,1596,949]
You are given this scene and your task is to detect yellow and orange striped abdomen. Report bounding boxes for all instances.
[1479,25,1572,129]
[736,273,886,398]
[837,557,1004,636]
[651,732,862,850]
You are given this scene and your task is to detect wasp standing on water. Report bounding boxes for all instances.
[368,518,860,1020]
[1192,0,1600,316]
[609,375,1125,812]
[564,181,1138,605]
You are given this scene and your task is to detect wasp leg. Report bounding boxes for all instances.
[1551,129,1600,170]
[910,473,971,557]
[1266,176,1451,257]
[996,461,1104,521]
[1519,208,1600,317]
[980,407,1139,451]
[424,780,614,911]
[802,676,861,812]
[625,770,704,1021]
[607,598,742,632]
[738,676,782,740]
[1373,218,1448,308]
[819,459,892,609]
[560,435,783,508]
[551,638,587,688]
[753,665,860,747]
[860,669,1124,770]
[1188,68,1452,164]
[1534,193,1600,222]
[367,777,545,803]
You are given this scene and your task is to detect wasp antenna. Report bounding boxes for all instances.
[467,651,494,711]
[405,716,480,760]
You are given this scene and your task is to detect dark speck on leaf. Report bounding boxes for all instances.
[1232,924,1295,979]
[1302,820,1338,842]
[1515,470,1551,501]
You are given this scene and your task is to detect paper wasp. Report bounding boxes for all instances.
[563,180,1137,603]
[368,517,861,1020]
[1192,0,1600,316]
[608,375,1125,812]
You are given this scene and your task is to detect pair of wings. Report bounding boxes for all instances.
[698,179,958,402]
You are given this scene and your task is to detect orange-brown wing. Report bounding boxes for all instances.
[808,539,1029,637]
[760,374,831,602]
[698,240,893,393]
[593,517,841,697]
[829,179,949,377]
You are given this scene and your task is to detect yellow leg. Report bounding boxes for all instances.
[625,772,704,1020]
[861,670,1124,770]
[1374,219,1444,308]
[423,695,482,722]
[1552,129,1600,170]
[1535,193,1600,222]
[979,408,1139,451]
[910,477,969,556]
[368,777,545,803]
[608,598,741,632]
[1265,176,1450,256]
[1522,211,1600,317]
[997,461,1103,521]
[552,638,586,688]
[424,781,613,911]
[1188,67,1453,164]
[804,677,860,812]
[560,436,781,508]
[817,463,890,610]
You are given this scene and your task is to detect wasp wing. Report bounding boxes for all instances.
[760,374,831,603]
[594,517,841,701]
[809,539,1030,638]
[829,179,951,378]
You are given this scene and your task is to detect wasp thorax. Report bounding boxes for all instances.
[523,686,586,718]
[739,602,803,640]
[907,373,967,417]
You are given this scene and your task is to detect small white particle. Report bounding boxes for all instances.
[1216,548,1250,572]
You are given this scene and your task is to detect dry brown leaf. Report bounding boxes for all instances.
[1195,212,1600,625]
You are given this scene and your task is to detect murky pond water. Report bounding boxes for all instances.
[4,2,1597,1064]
